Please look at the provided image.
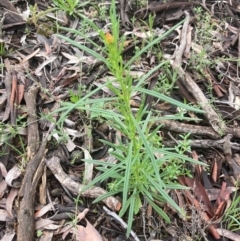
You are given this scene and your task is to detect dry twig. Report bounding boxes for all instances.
[46,156,121,211]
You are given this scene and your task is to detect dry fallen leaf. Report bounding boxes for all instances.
[76,220,103,241]
[6,188,18,217]
[5,166,22,188]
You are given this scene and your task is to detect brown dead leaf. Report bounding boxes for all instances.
[179,176,214,217]
[35,218,60,230]
[0,163,7,177]
[76,220,102,241]
[0,209,12,221]
[77,208,89,221]
[17,84,25,105]
[211,159,218,183]
[213,182,230,219]
[5,166,21,188]
[34,202,55,219]
[35,56,57,76]
[59,224,72,240]
[0,180,7,199]
[6,188,18,217]
[20,48,41,64]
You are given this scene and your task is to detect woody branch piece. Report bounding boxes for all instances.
[17,125,54,241]
[24,83,40,159]
[171,11,225,135]
[46,156,121,211]
[163,137,240,151]
[155,119,220,139]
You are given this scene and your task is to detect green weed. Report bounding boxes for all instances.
[28,4,57,27]
[52,0,89,16]
[51,0,206,236]
[0,40,6,56]
[223,188,240,232]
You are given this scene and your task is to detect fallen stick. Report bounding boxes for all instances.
[17,125,54,241]
[24,83,40,158]
[46,156,121,211]
[155,119,219,139]
[171,11,225,135]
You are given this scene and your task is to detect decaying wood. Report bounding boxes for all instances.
[176,70,226,134]
[171,11,225,135]
[154,119,240,140]
[46,156,121,211]
[24,83,40,159]
[163,137,240,151]
[155,119,220,139]
[17,126,53,241]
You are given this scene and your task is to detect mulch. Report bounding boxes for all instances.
[0,0,240,240]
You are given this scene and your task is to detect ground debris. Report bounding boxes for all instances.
[0,0,240,240]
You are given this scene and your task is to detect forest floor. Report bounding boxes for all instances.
[1,0,240,240]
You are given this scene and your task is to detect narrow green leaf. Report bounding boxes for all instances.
[135,87,204,113]
[56,34,107,63]
[82,159,116,167]
[122,143,133,207]
[126,19,185,68]
[133,61,169,92]
[126,191,136,237]
[131,115,164,187]
[140,186,154,201]
[92,190,122,203]
[146,196,170,223]
[79,162,124,194]
[143,170,183,215]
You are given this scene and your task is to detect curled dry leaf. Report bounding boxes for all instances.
[34,202,56,219]
[5,166,22,188]
[6,188,18,217]
[77,208,89,221]
[0,209,12,221]
[35,56,57,76]
[81,147,93,184]
[0,163,7,177]
[35,218,60,230]
[76,220,102,241]
[0,180,7,199]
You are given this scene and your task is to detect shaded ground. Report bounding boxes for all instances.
[1,0,240,240]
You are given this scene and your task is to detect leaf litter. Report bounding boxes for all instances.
[0,0,240,240]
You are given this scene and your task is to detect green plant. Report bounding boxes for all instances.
[0,123,28,170]
[154,62,178,95]
[28,4,57,27]
[36,230,43,237]
[69,85,85,103]
[52,0,89,16]
[223,188,240,232]
[0,40,6,56]
[52,0,206,236]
